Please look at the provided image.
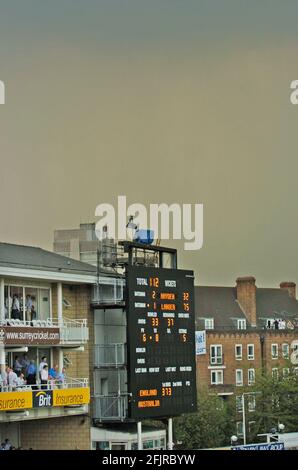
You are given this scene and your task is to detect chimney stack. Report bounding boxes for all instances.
[280,282,296,299]
[236,276,257,327]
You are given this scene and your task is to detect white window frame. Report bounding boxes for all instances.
[271,343,278,359]
[204,318,214,330]
[247,344,255,360]
[282,343,289,359]
[236,395,243,412]
[283,368,290,378]
[236,369,243,386]
[237,319,247,330]
[235,344,243,360]
[272,368,279,379]
[236,421,243,436]
[210,370,223,385]
[248,368,255,386]
[248,395,256,412]
[210,345,223,365]
[5,282,52,322]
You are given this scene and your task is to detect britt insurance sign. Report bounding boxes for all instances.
[0,326,60,345]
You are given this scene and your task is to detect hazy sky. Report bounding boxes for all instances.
[0,1,297,287]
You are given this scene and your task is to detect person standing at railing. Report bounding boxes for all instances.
[16,373,26,388]
[25,295,33,321]
[20,354,30,374]
[56,367,66,388]
[26,360,37,389]
[40,365,48,390]
[13,356,22,376]
[11,294,21,320]
[38,356,47,380]
[7,367,18,390]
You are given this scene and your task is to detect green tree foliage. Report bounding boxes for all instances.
[248,366,298,438]
[174,389,234,449]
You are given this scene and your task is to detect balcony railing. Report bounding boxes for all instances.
[59,317,88,344]
[1,377,89,393]
[91,282,124,307]
[94,344,126,368]
[93,394,129,421]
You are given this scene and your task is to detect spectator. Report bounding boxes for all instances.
[274,319,279,330]
[25,295,33,321]
[26,360,37,389]
[20,354,30,373]
[31,305,37,322]
[40,365,48,389]
[13,356,22,376]
[11,294,21,320]
[267,320,271,329]
[4,439,12,450]
[0,442,6,450]
[1,368,8,388]
[7,367,18,390]
[56,367,66,388]
[39,356,47,380]
[49,364,58,380]
[16,373,26,388]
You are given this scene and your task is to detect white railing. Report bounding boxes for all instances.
[91,282,124,306]
[93,394,128,421]
[0,377,88,393]
[94,344,126,367]
[59,317,89,344]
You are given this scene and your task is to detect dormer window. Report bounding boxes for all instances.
[204,318,214,330]
[237,319,246,330]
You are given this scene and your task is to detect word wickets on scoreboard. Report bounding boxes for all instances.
[126,266,197,419]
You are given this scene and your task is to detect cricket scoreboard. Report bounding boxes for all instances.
[126,265,197,419]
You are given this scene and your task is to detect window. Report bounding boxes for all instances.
[282,343,289,359]
[210,345,223,365]
[247,344,254,360]
[236,369,243,386]
[204,318,214,330]
[248,395,256,412]
[235,344,242,360]
[271,344,278,359]
[4,284,51,323]
[211,370,223,385]
[236,395,243,412]
[236,421,243,436]
[248,369,255,386]
[283,368,290,378]
[237,319,246,330]
[272,368,279,380]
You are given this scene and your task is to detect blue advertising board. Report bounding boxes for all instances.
[232,442,284,451]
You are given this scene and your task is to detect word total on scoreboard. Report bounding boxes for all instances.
[126,265,197,419]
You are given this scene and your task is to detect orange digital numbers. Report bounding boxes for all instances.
[151,318,159,327]
[183,292,189,301]
[142,333,147,342]
[181,333,187,342]
[167,318,174,327]
[183,303,190,311]
[162,387,172,397]
[149,277,159,288]
[152,290,156,299]
[155,333,159,343]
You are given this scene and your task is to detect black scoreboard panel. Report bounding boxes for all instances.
[126,265,197,419]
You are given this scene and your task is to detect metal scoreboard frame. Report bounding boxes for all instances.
[125,264,197,420]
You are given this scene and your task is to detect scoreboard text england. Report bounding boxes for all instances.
[126,265,197,419]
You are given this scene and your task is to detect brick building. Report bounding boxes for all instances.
[195,277,298,396]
